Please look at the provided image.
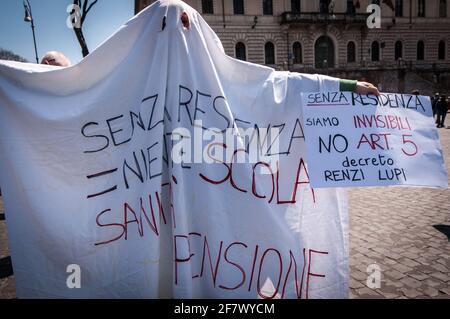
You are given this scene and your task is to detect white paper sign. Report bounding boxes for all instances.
[302,91,448,188]
[0,1,349,299]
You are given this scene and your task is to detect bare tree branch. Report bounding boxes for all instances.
[82,0,88,17]
[71,0,99,57]
[86,0,98,15]
[81,0,88,25]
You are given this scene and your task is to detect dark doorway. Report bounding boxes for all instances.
[315,36,335,68]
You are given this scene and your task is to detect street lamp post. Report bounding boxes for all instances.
[23,0,39,63]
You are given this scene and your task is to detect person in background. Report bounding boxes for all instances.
[432,92,440,121]
[329,0,335,14]
[436,95,448,128]
[40,51,71,67]
[447,96,450,128]
[411,89,420,95]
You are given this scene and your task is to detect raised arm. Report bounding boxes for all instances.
[340,79,380,96]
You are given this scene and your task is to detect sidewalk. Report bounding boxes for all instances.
[349,127,450,299]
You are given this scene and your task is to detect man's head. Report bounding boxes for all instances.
[40,51,71,67]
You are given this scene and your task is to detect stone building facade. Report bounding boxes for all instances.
[135,0,450,94]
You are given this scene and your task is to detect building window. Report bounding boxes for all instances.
[235,42,246,61]
[319,0,329,13]
[440,0,447,18]
[263,0,273,15]
[291,0,301,13]
[417,41,425,60]
[347,0,356,14]
[371,41,380,61]
[234,0,244,15]
[418,0,425,17]
[315,36,335,68]
[347,41,356,63]
[395,0,403,17]
[265,42,275,64]
[202,0,214,14]
[293,42,302,64]
[439,40,446,60]
[395,41,403,60]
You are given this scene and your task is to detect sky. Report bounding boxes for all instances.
[0,0,135,64]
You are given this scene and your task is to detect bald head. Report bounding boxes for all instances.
[40,51,71,67]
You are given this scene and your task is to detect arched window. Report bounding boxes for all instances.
[265,42,275,64]
[395,0,403,17]
[315,36,335,68]
[263,0,273,15]
[418,0,425,17]
[293,42,302,64]
[347,0,356,14]
[235,42,246,61]
[319,0,328,13]
[439,40,446,60]
[440,0,447,18]
[395,41,403,60]
[234,0,244,15]
[291,0,301,13]
[202,0,214,14]
[417,41,425,60]
[371,41,380,61]
[347,41,356,63]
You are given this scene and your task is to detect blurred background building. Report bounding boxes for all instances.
[135,0,450,95]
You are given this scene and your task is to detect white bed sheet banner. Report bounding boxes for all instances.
[0,0,349,298]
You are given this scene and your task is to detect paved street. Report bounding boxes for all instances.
[0,128,449,299]
[348,127,450,299]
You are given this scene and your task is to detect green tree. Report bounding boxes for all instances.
[70,0,98,57]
